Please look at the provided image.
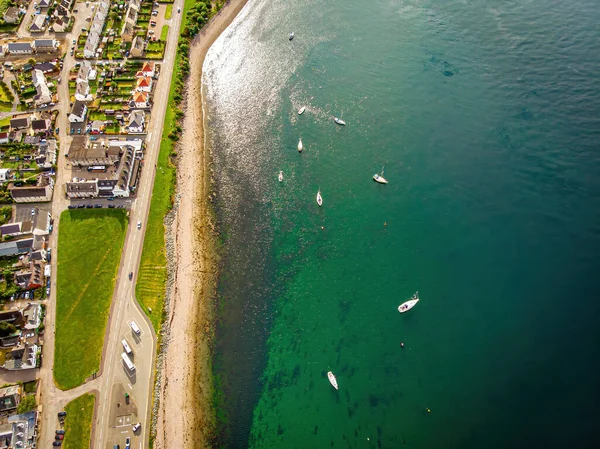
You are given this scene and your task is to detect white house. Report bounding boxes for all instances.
[6,43,33,54]
[68,100,87,123]
[126,111,145,133]
[75,80,92,102]
[0,169,11,183]
[136,76,153,93]
[32,69,52,107]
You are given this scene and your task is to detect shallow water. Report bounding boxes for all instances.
[204,0,600,447]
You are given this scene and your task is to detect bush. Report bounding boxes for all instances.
[17,394,36,414]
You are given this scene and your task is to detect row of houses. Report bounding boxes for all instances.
[1,40,59,56]
[83,0,110,59]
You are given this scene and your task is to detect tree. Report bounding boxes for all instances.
[0,321,16,337]
[17,395,37,414]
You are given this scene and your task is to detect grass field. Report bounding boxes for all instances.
[165,4,173,19]
[160,24,169,41]
[135,0,199,333]
[54,210,128,390]
[63,393,96,449]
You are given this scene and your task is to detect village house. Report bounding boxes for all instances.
[31,119,51,134]
[83,0,109,58]
[140,62,156,78]
[9,117,30,131]
[33,39,58,53]
[0,385,21,413]
[8,177,54,203]
[132,91,149,109]
[29,14,46,33]
[6,42,33,55]
[2,6,19,24]
[35,139,57,168]
[130,35,146,58]
[32,69,52,107]
[33,61,57,74]
[136,76,153,93]
[0,168,11,183]
[68,100,87,123]
[38,0,51,7]
[127,110,145,133]
[75,80,92,102]
[0,133,9,145]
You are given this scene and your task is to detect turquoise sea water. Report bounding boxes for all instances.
[203,0,600,447]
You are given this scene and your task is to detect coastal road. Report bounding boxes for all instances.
[93,1,185,448]
[35,1,183,448]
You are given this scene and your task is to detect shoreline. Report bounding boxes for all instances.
[153,0,250,447]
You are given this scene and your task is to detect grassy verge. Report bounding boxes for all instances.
[165,4,173,19]
[63,393,96,449]
[160,24,169,41]
[135,0,209,333]
[55,210,128,390]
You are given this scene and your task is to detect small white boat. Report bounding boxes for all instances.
[373,166,388,184]
[316,188,323,206]
[289,32,295,41]
[298,138,303,152]
[334,117,346,126]
[298,106,306,115]
[398,291,419,314]
[327,371,338,390]
[278,171,283,182]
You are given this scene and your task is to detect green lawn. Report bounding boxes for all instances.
[165,4,173,19]
[63,393,96,449]
[135,0,200,333]
[54,210,128,390]
[160,24,169,41]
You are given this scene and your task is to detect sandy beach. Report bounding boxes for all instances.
[153,0,249,447]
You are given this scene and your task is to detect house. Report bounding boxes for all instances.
[31,119,51,134]
[0,169,11,183]
[29,14,46,33]
[2,342,40,370]
[90,120,105,133]
[68,100,87,123]
[54,4,68,18]
[75,80,92,102]
[132,91,148,108]
[141,62,156,77]
[9,117,30,131]
[36,139,57,168]
[127,110,145,133]
[32,69,52,107]
[33,39,58,52]
[121,22,135,43]
[22,303,42,330]
[6,42,33,55]
[0,133,8,145]
[83,0,109,58]
[65,180,99,198]
[33,61,57,74]
[130,36,145,58]
[0,238,34,258]
[2,6,19,24]
[8,178,54,203]
[0,385,21,412]
[38,0,51,7]
[13,260,44,290]
[76,61,92,84]
[136,76,153,92]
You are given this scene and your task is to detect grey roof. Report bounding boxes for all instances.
[10,186,48,198]
[10,118,29,129]
[0,224,21,236]
[31,119,48,131]
[34,39,55,48]
[7,43,32,52]
[71,100,86,117]
[33,62,57,73]
[24,136,40,145]
[98,179,117,188]
[16,238,34,251]
[66,182,98,193]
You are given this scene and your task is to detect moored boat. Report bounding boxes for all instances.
[289,32,295,41]
[327,371,338,390]
[334,117,346,126]
[278,171,283,182]
[373,166,388,184]
[316,188,323,206]
[298,138,303,152]
[298,106,306,115]
[398,291,419,313]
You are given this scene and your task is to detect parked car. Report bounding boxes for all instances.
[125,437,130,449]
[53,442,62,447]
[58,411,67,418]
[137,221,141,229]
[55,128,59,134]
[55,434,64,440]
[132,422,141,433]
[31,208,35,215]
[94,204,102,208]
[70,128,74,134]
[77,204,85,209]
[77,128,82,134]
[108,204,115,208]
[128,272,133,280]
[24,291,29,299]
[56,430,65,435]
[86,204,93,208]
[46,287,50,296]
[107,197,115,201]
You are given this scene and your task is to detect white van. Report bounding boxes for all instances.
[121,353,136,372]
[130,320,141,335]
[122,339,133,355]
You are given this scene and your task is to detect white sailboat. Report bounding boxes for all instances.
[327,371,338,390]
[278,171,283,182]
[316,188,323,206]
[289,32,295,41]
[298,138,303,152]
[398,291,419,314]
[298,106,306,115]
[373,166,388,184]
[334,117,346,126]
